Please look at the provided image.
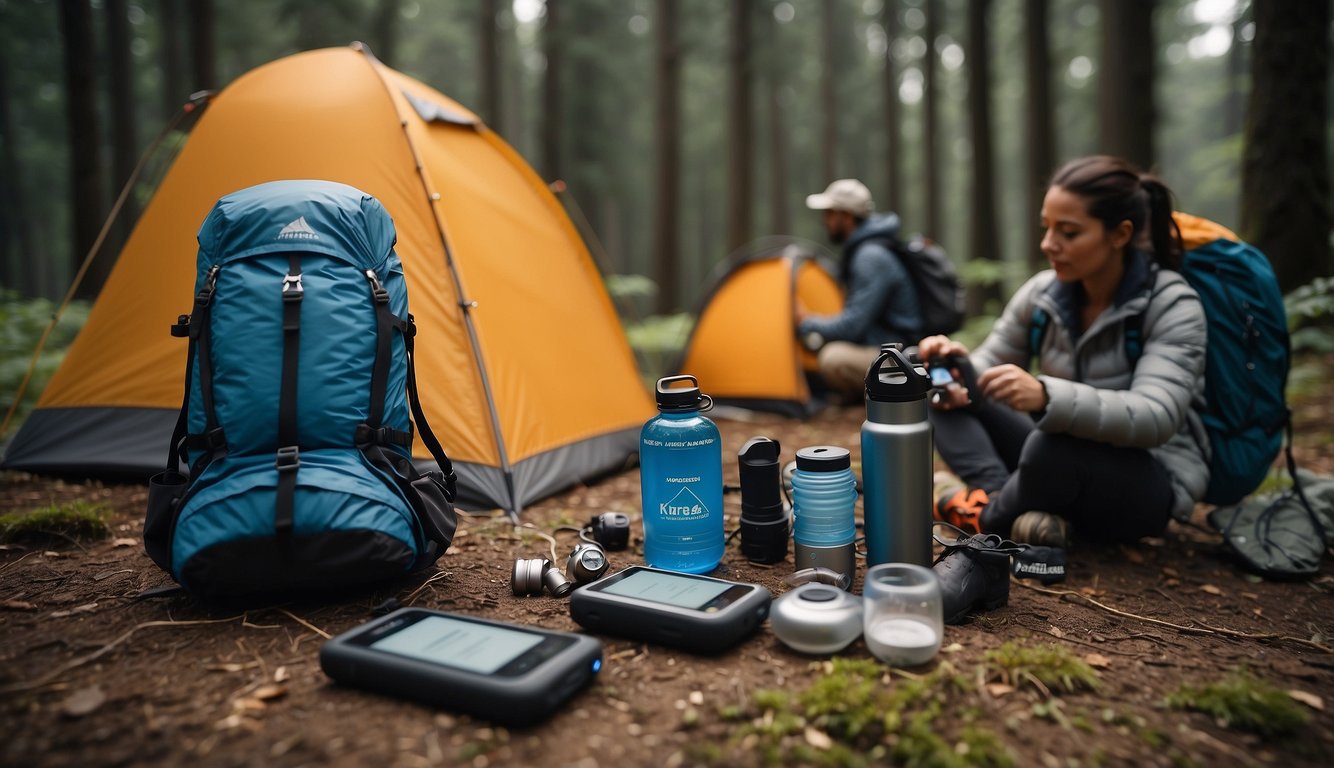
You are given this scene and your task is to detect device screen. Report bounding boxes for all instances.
[928,365,953,387]
[369,615,546,675]
[600,569,734,609]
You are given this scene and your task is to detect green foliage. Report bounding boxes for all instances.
[624,312,694,383]
[1165,669,1310,738]
[1285,276,1334,355]
[0,500,113,544]
[0,292,89,434]
[727,659,1015,768]
[983,642,1101,693]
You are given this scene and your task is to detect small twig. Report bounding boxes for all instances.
[518,523,560,563]
[1017,581,1334,653]
[277,608,331,640]
[0,616,242,694]
[1022,670,1052,699]
[0,551,37,574]
[403,570,453,604]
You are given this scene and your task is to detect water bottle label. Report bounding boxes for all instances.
[660,485,711,520]
[642,437,717,448]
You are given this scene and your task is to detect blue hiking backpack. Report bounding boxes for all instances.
[1029,212,1290,507]
[143,180,458,597]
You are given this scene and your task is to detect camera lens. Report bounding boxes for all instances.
[567,543,609,585]
[512,558,550,596]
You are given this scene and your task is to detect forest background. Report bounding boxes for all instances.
[1,0,1332,425]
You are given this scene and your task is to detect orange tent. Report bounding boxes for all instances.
[676,239,843,416]
[3,45,653,514]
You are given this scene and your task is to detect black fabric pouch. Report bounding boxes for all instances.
[1010,544,1067,584]
[144,470,189,572]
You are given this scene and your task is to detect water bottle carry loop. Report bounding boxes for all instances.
[698,394,713,412]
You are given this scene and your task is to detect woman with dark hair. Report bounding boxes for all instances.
[921,156,1210,546]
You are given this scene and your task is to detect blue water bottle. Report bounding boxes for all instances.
[640,375,725,574]
[790,446,859,589]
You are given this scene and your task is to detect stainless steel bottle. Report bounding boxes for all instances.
[860,344,934,567]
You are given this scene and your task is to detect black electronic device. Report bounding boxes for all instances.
[319,608,602,726]
[568,566,771,654]
[927,362,956,388]
[738,436,790,564]
[589,512,631,550]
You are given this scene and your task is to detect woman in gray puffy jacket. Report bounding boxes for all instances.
[919,156,1209,545]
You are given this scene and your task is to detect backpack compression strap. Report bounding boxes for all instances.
[403,316,458,503]
[275,255,304,542]
[171,265,227,473]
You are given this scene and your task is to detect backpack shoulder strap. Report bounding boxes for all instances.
[402,315,458,503]
[1028,306,1051,369]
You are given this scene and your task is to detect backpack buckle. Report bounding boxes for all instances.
[171,315,190,337]
[282,273,304,301]
[275,446,300,472]
[364,270,390,305]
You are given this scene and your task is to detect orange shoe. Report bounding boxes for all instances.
[935,487,989,534]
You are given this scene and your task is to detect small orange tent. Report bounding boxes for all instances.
[676,238,843,416]
[2,44,653,514]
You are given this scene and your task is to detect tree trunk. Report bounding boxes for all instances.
[1240,0,1331,292]
[1097,0,1154,169]
[541,0,562,181]
[819,0,836,183]
[923,0,940,238]
[882,0,902,215]
[1024,0,1054,273]
[725,0,753,253]
[369,0,401,67]
[0,49,37,296]
[106,0,139,242]
[966,0,1002,315]
[652,0,681,313]
[59,0,108,301]
[766,6,788,236]
[189,0,217,93]
[479,0,501,127]
[1224,2,1249,140]
[159,0,185,116]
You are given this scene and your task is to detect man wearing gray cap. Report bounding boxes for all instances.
[797,178,923,398]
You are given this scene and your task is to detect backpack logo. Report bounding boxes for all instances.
[277,216,320,240]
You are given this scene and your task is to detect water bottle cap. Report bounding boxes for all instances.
[795,445,851,472]
[655,374,713,412]
[864,344,933,402]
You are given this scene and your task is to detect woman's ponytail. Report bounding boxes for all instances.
[1139,175,1184,272]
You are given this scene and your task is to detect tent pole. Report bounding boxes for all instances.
[353,42,522,516]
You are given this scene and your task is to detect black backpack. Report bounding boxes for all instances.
[868,234,966,337]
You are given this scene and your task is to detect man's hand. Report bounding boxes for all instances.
[976,364,1048,413]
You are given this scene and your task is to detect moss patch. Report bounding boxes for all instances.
[0,500,112,544]
[1166,669,1310,738]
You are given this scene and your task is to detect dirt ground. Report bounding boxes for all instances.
[2,385,1333,767]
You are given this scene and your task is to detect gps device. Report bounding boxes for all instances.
[927,362,956,387]
[320,608,602,726]
[569,566,771,654]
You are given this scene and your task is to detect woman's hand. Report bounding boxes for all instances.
[977,364,1049,413]
[917,335,969,363]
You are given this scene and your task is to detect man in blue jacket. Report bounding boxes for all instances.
[797,179,923,398]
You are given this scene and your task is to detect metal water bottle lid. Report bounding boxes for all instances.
[655,374,714,412]
[864,344,933,403]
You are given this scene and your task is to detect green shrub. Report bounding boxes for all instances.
[0,291,89,433]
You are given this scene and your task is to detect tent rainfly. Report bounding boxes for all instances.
[2,44,653,514]
[676,239,844,417]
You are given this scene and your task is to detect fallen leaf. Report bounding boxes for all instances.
[253,685,288,701]
[1240,592,1259,600]
[941,642,965,654]
[207,663,251,673]
[1161,567,1180,579]
[986,683,1015,698]
[1121,547,1145,564]
[1253,608,1263,618]
[232,698,266,712]
[1199,584,1223,596]
[804,727,833,750]
[61,686,107,717]
[2,599,37,611]
[1084,653,1112,669]
[1288,690,1324,711]
[111,538,138,548]
[1164,579,1181,588]
[50,603,98,618]
[273,666,290,683]
[1048,626,1065,638]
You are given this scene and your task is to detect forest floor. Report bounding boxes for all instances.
[2,356,1333,768]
